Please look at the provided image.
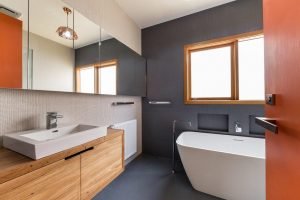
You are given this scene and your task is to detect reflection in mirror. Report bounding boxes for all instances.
[76,36,147,97]
[0,0,102,92]
[28,0,103,92]
[76,67,95,94]
[76,59,117,95]
[0,0,146,96]
[98,61,117,95]
[0,0,28,89]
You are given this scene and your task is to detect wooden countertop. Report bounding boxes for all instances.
[0,128,123,184]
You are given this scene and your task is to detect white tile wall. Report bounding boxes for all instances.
[0,89,142,155]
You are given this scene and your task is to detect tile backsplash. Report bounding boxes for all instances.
[0,89,142,154]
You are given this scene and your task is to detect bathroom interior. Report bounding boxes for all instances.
[0,0,298,199]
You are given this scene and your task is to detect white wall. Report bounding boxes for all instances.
[63,0,141,55]
[29,32,75,92]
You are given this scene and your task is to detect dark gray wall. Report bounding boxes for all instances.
[142,0,264,157]
[76,38,146,96]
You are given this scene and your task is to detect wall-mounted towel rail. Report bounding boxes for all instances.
[112,102,134,106]
[148,101,171,105]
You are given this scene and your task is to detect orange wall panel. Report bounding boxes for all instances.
[0,12,22,89]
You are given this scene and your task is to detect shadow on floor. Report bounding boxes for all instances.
[94,154,222,200]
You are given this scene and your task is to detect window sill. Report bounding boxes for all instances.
[184,100,265,105]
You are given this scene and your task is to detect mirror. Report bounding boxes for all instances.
[0,0,146,97]
[76,36,147,96]
[28,0,102,93]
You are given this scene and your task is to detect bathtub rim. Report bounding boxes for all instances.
[176,131,265,160]
[194,129,265,139]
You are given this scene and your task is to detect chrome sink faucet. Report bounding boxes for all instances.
[46,112,63,129]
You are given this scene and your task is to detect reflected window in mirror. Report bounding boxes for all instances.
[76,60,117,95]
[97,60,117,95]
[76,67,95,93]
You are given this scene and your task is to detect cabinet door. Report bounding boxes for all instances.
[0,156,81,200]
[81,135,124,200]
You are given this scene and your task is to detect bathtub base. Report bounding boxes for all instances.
[179,146,265,200]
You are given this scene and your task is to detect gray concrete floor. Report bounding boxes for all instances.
[94,154,222,200]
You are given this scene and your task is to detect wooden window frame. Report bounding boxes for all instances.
[184,30,264,105]
[76,59,117,94]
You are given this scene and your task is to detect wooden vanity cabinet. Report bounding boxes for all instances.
[81,134,124,200]
[0,156,81,200]
[0,130,124,200]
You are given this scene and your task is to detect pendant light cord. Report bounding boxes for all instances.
[73,8,75,49]
[66,11,69,28]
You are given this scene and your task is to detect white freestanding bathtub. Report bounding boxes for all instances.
[177,131,265,200]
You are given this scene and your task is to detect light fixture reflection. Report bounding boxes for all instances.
[56,7,78,40]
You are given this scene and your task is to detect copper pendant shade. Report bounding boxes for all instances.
[56,7,78,40]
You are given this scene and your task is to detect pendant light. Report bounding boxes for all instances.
[56,7,78,40]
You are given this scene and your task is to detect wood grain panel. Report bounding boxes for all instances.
[81,134,124,200]
[0,12,22,88]
[0,156,80,200]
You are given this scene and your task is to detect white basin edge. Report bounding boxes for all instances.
[3,124,109,160]
[4,124,101,144]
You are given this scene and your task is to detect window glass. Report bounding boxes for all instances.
[191,46,232,98]
[238,37,265,100]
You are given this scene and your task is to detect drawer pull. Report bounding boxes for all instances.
[65,147,94,160]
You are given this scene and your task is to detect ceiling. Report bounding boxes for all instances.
[115,0,236,28]
[0,0,111,49]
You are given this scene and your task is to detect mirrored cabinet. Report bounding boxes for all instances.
[0,0,146,97]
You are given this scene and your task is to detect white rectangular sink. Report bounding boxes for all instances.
[3,124,108,160]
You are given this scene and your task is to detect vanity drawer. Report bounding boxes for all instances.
[81,135,124,200]
[0,156,81,200]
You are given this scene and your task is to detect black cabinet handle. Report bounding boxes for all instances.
[65,147,94,160]
[112,102,134,106]
[255,117,278,134]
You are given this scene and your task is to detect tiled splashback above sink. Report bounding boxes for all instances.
[0,89,142,155]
